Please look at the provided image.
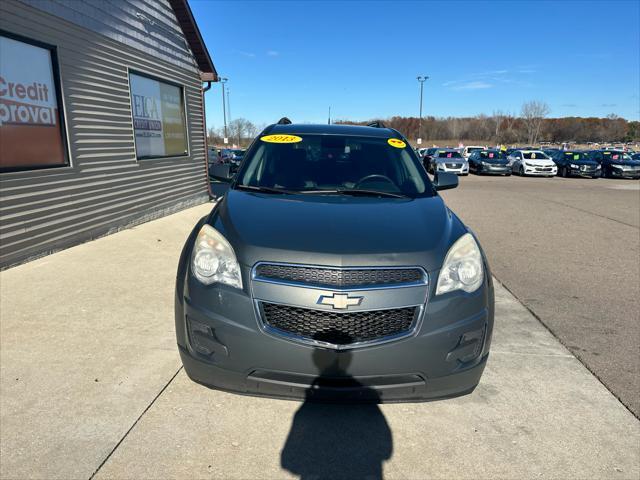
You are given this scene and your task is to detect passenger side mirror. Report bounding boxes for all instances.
[433,172,458,191]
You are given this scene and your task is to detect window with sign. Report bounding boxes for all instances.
[0,33,68,172]
[129,72,188,160]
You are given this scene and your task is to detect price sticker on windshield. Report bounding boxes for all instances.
[573,154,580,160]
[261,134,303,144]
[387,138,406,149]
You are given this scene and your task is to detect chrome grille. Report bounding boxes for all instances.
[260,303,417,345]
[254,264,424,288]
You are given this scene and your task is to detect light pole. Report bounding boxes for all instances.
[220,77,228,143]
[417,75,429,145]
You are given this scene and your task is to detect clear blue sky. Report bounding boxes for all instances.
[190,0,640,129]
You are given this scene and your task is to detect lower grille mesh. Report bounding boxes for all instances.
[261,303,417,345]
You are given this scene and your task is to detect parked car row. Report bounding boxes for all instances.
[416,146,639,179]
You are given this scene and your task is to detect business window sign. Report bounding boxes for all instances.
[0,35,66,170]
[129,73,187,159]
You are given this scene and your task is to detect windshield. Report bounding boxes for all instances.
[603,151,632,161]
[436,151,463,159]
[479,150,504,159]
[522,151,549,160]
[235,134,434,198]
[563,152,587,161]
[467,147,483,153]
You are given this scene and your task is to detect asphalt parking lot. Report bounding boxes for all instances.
[1,198,639,479]
[440,174,640,417]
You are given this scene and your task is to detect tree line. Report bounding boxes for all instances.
[337,101,638,145]
[207,101,639,148]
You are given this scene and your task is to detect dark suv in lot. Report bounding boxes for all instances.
[176,121,494,402]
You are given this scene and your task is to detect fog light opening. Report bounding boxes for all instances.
[446,325,486,364]
[187,317,227,357]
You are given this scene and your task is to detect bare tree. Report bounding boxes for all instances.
[521,101,550,145]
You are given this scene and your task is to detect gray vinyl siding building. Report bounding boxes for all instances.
[0,0,217,268]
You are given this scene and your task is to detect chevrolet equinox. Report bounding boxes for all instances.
[175,120,494,402]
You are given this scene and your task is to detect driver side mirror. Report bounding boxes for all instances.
[209,163,235,182]
[433,172,458,191]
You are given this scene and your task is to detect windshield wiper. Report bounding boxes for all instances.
[300,188,409,199]
[234,184,296,195]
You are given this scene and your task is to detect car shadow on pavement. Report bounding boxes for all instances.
[280,346,393,480]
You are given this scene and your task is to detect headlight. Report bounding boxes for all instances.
[191,224,243,289]
[570,163,579,168]
[436,233,484,295]
[596,165,601,169]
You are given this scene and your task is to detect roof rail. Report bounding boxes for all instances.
[277,117,292,125]
[367,120,386,128]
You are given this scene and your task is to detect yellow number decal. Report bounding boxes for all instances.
[260,134,303,144]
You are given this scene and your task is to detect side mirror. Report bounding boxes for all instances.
[433,172,458,191]
[209,163,235,182]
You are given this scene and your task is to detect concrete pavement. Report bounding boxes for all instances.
[0,202,213,479]
[1,201,639,479]
[441,175,640,417]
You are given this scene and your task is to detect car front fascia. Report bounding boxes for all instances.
[175,215,494,402]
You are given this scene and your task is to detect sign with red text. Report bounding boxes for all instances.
[0,35,66,169]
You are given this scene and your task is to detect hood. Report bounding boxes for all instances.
[211,189,467,272]
[523,158,554,165]
[481,157,508,165]
[606,159,640,166]
[436,158,466,163]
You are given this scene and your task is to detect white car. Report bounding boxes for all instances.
[507,150,557,177]
[461,145,486,159]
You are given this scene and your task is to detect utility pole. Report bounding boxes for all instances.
[220,77,228,144]
[416,75,429,145]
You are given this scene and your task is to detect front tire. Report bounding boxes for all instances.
[562,166,569,178]
[519,165,525,176]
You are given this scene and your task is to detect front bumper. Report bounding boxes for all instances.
[567,166,599,177]
[176,266,494,403]
[478,164,510,175]
[522,165,557,176]
[609,168,640,179]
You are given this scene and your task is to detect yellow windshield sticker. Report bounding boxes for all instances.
[260,134,302,144]
[388,138,406,149]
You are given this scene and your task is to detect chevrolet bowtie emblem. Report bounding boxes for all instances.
[317,293,363,310]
